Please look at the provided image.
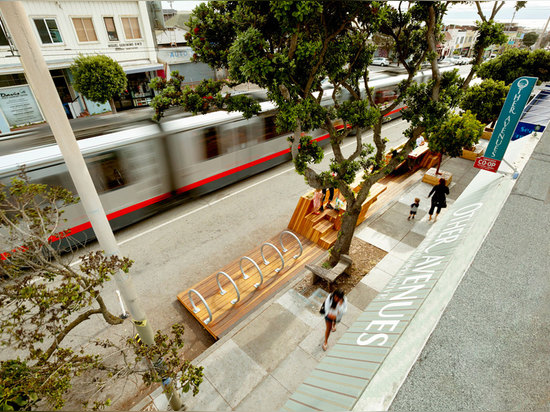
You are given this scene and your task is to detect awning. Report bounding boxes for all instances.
[122,63,163,74]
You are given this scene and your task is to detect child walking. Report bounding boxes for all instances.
[408,197,420,220]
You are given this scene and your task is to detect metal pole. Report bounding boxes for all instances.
[0,3,182,410]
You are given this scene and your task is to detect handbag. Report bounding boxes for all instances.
[441,200,447,208]
[319,302,325,315]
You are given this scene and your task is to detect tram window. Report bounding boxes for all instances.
[237,126,248,149]
[374,87,398,105]
[204,127,220,159]
[87,152,128,193]
[264,116,284,141]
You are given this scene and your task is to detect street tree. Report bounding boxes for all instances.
[522,32,538,48]
[153,1,511,264]
[427,111,484,174]
[70,55,127,114]
[0,174,203,410]
[460,79,509,127]
[477,48,550,84]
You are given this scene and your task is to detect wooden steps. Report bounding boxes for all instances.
[177,232,324,339]
[319,228,338,249]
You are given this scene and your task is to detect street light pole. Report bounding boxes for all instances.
[0,2,182,410]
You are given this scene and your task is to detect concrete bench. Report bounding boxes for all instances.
[305,254,352,284]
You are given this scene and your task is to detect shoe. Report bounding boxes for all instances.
[314,211,320,215]
[320,206,324,212]
[407,216,410,220]
[322,342,327,351]
[331,326,336,332]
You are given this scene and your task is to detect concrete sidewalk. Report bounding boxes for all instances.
[132,148,483,411]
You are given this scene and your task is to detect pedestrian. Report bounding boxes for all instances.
[320,187,335,211]
[408,197,420,220]
[427,178,449,222]
[416,135,425,146]
[312,188,323,215]
[321,289,347,351]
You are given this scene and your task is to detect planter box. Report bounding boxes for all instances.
[422,167,453,186]
[461,144,485,161]
[481,126,494,140]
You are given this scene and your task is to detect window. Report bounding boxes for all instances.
[121,17,141,39]
[203,127,220,159]
[0,74,27,88]
[103,17,118,41]
[0,19,9,46]
[33,18,62,44]
[263,116,284,141]
[72,17,97,42]
[87,152,128,193]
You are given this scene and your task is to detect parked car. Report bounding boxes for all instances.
[371,57,390,66]
[440,55,467,66]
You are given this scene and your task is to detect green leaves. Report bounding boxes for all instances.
[460,79,509,125]
[428,111,484,157]
[70,55,127,104]
[477,48,550,85]
[293,136,324,174]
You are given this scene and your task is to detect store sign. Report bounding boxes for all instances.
[157,47,194,64]
[0,85,43,127]
[107,41,143,51]
[475,76,537,173]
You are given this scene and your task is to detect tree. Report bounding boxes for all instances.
[0,174,203,410]
[70,55,127,114]
[477,48,550,84]
[153,1,510,265]
[428,111,484,174]
[460,79,509,127]
[522,32,538,48]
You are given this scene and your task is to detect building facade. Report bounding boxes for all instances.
[0,1,162,129]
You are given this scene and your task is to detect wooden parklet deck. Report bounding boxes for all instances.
[177,232,324,340]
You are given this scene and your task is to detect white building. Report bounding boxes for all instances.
[0,1,162,129]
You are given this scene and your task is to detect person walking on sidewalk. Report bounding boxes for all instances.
[408,197,420,220]
[427,178,449,222]
[321,289,347,351]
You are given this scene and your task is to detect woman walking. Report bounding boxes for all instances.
[427,178,449,222]
[321,289,347,351]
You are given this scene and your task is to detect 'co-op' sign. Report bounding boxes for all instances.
[474,76,537,173]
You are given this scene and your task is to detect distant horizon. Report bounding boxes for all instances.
[162,1,550,31]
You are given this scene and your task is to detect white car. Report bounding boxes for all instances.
[371,57,390,66]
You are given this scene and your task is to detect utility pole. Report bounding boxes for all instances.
[0,2,182,410]
[534,15,550,50]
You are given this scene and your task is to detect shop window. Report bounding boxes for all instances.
[0,19,9,46]
[121,17,142,39]
[87,152,128,193]
[103,17,118,41]
[203,127,220,159]
[33,18,62,44]
[72,17,97,42]
[0,74,27,88]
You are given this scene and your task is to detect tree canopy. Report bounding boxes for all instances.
[522,32,538,48]
[153,1,510,263]
[477,48,550,84]
[460,78,509,126]
[70,55,127,112]
[0,174,202,410]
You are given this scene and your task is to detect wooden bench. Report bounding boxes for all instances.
[305,254,352,284]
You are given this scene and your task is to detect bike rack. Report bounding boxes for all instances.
[239,256,264,288]
[260,242,285,273]
[188,289,212,325]
[215,271,240,304]
[279,230,303,259]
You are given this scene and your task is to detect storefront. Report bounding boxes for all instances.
[113,63,163,111]
[157,47,216,84]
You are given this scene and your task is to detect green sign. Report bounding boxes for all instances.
[485,76,537,161]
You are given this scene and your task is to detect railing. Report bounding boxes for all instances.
[188,289,212,325]
[240,256,264,288]
[260,242,284,273]
[216,271,240,304]
[279,230,303,259]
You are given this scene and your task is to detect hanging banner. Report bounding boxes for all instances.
[474,76,537,172]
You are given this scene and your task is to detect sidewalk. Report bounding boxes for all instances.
[132,149,484,411]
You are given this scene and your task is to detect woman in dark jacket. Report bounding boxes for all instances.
[428,178,449,222]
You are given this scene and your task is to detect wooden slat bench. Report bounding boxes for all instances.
[177,232,325,339]
[305,254,352,285]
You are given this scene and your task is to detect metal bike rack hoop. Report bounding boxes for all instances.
[260,242,285,273]
[215,271,240,304]
[279,230,303,259]
[239,256,264,288]
[188,289,212,325]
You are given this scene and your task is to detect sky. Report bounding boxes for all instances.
[162,1,550,31]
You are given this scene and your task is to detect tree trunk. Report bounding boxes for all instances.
[435,152,443,174]
[109,98,117,114]
[329,200,361,265]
